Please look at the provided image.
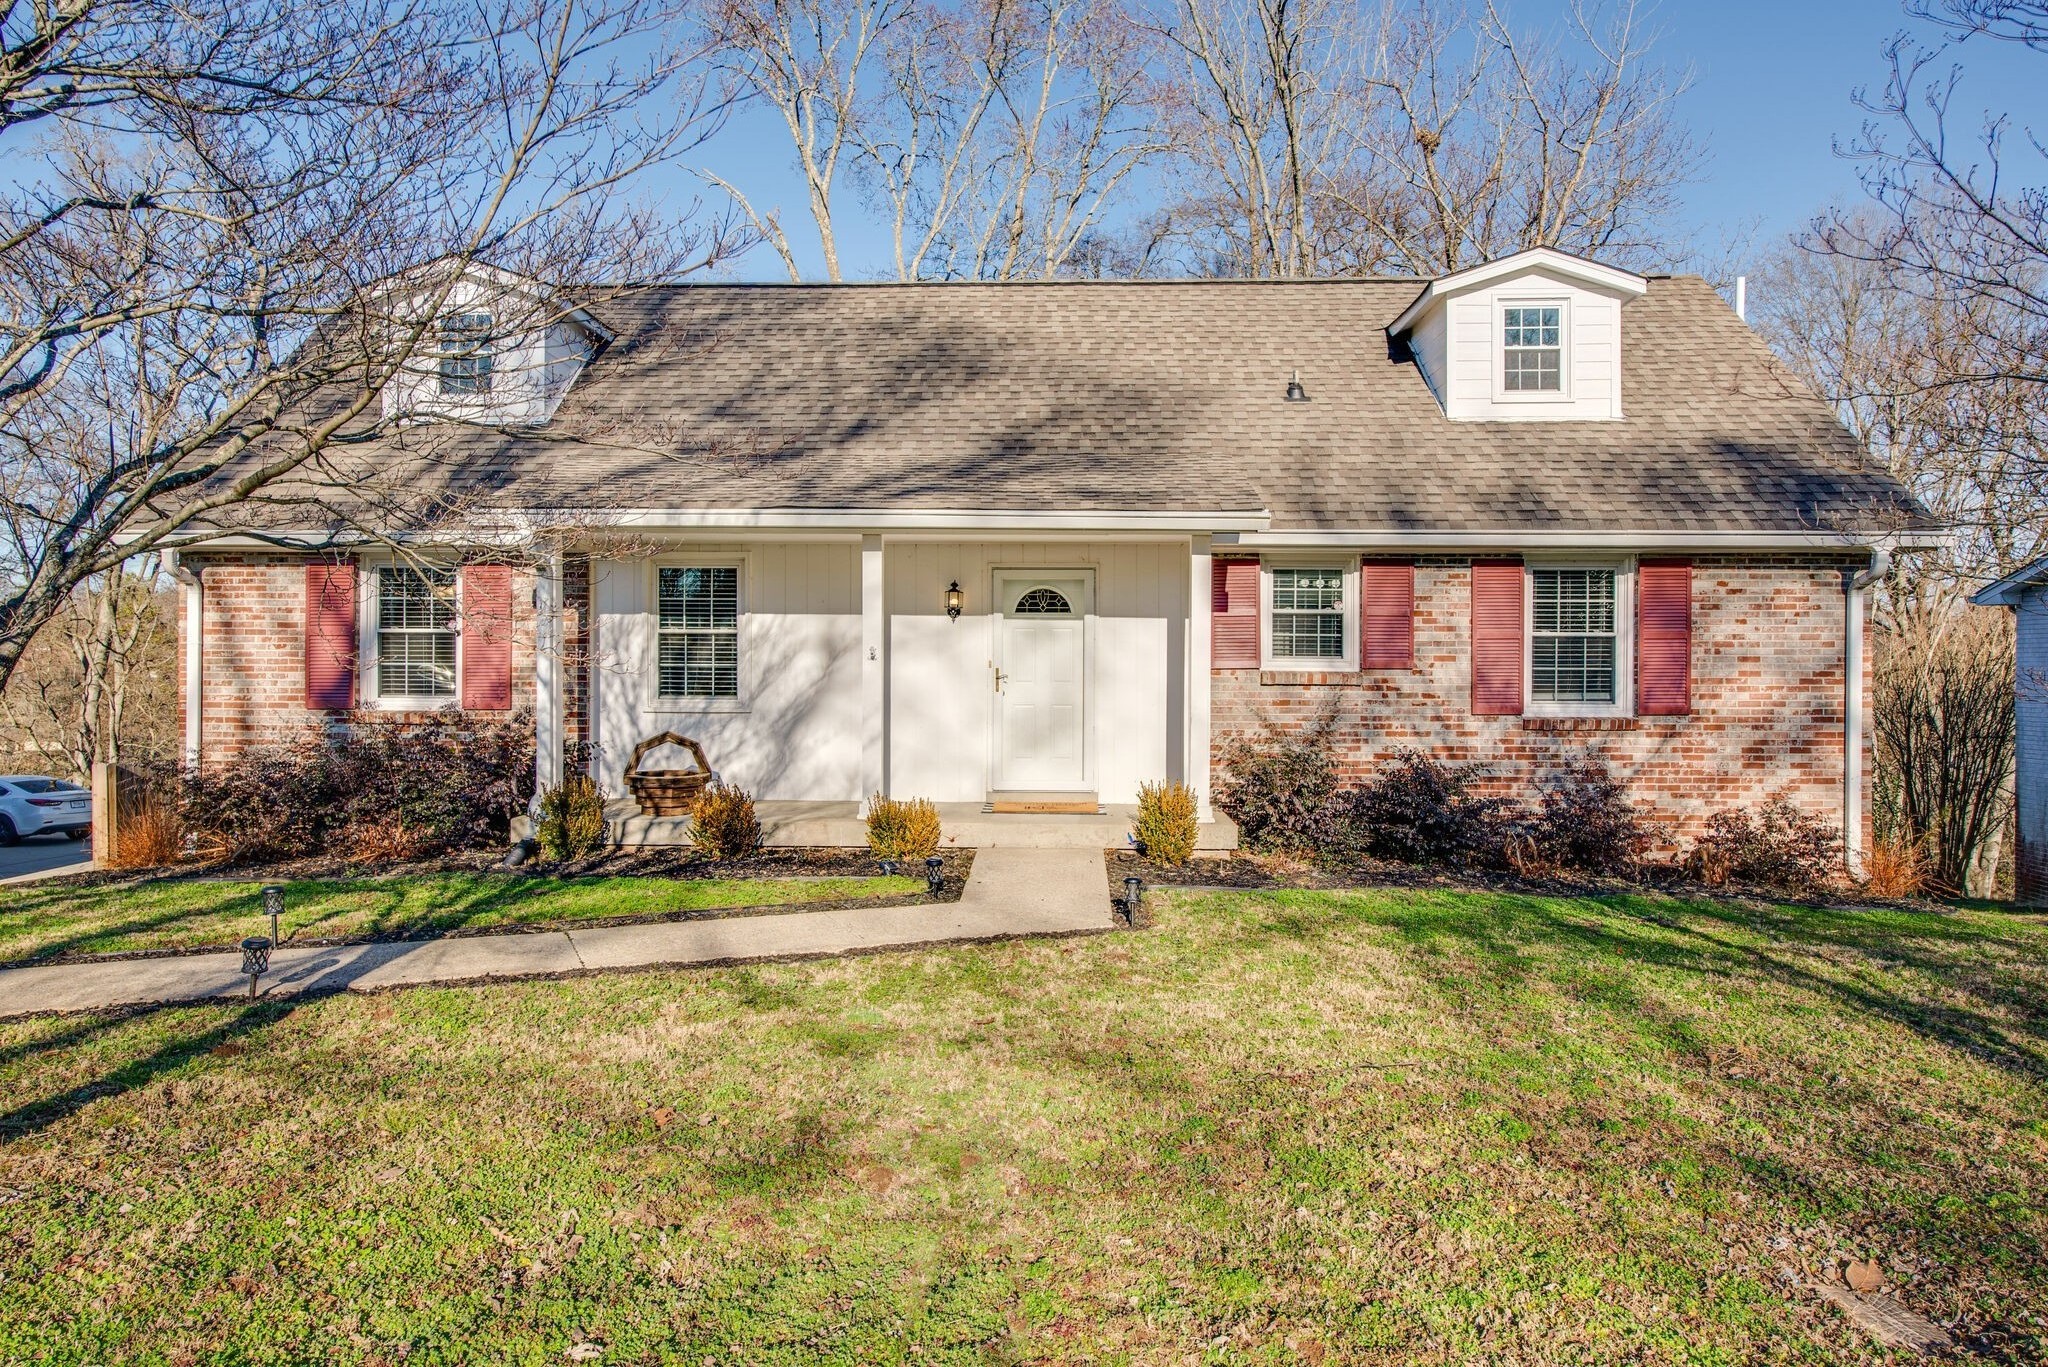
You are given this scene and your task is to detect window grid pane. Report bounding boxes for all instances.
[377,567,456,698]
[438,313,494,396]
[1503,305,1562,392]
[1530,568,1617,703]
[1272,568,1345,660]
[657,566,739,699]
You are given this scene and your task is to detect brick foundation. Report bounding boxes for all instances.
[1211,554,1871,850]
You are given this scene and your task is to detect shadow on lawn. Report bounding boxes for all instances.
[0,998,300,1138]
[1,874,632,966]
[1355,891,2048,1084]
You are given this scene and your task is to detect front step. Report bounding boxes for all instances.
[589,799,1239,852]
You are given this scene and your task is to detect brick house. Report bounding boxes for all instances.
[173,247,1933,856]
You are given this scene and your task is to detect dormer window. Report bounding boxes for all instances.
[437,313,494,396]
[1502,305,1562,392]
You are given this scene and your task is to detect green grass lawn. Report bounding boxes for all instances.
[0,871,925,963]
[2,887,2043,1364]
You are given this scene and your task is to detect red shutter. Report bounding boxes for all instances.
[1637,558,1693,716]
[1471,559,1524,716]
[1361,559,1415,669]
[304,560,358,711]
[1212,558,1260,668]
[459,563,514,711]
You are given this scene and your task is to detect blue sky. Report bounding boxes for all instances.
[689,0,2044,281]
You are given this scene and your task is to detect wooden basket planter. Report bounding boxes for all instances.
[625,732,715,817]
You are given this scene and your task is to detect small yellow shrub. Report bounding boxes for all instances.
[865,794,942,861]
[112,796,184,869]
[1861,837,1931,900]
[1133,780,1198,866]
[536,775,608,861]
[690,781,762,860]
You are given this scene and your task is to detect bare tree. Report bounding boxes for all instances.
[1144,0,1698,277]
[0,0,747,695]
[709,0,1158,279]
[1821,1,2048,399]
[0,567,178,778]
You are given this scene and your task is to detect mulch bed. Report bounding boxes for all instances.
[1103,848,1946,917]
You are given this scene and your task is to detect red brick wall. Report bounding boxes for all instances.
[1211,554,1870,851]
[182,552,537,762]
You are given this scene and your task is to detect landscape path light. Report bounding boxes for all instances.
[239,936,272,999]
[261,885,284,945]
[925,856,944,896]
[1122,876,1144,926]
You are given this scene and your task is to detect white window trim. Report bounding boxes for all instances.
[358,556,462,711]
[645,553,750,715]
[1523,557,1635,718]
[1260,558,1357,671]
[1494,296,1571,404]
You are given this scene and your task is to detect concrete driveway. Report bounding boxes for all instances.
[0,833,92,883]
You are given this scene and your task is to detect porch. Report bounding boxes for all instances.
[606,799,1240,852]
[532,526,1235,825]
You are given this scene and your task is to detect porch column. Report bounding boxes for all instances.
[534,549,564,793]
[1188,534,1213,821]
[860,534,886,806]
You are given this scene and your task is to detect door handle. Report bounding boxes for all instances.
[993,667,1007,693]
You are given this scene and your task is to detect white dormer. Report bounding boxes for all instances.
[378,264,610,427]
[1388,247,1647,422]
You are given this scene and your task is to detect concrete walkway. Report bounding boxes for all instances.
[0,849,1114,1019]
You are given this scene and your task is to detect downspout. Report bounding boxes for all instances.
[171,552,204,769]
[1843,546,1892,874]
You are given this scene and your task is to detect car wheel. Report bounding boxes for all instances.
[0,816,17,847]
[66,827,90,842]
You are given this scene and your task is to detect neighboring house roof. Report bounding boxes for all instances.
[195,272,1931,541]
[1973,556,2048,607]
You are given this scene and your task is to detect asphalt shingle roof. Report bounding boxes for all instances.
[209,273,1928,536]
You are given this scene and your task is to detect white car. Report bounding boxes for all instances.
[0,776,92,844]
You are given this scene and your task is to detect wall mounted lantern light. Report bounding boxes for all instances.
[945,581,963,619]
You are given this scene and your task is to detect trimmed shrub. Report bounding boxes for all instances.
[1689,801,1841,895]
[179,711,536,865]
[866,794,942,861]
[1134,780,1199,865]
[690,781,762,860]
[1530,760,1654,877]
[1215,724,1338,855]
[536,775,608,861]
[1347,751,1521,867]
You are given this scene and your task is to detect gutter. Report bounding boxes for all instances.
[169,552,203,768]
[1843,546,1893,874]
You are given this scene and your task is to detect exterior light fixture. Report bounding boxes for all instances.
[1122,875,1144,925]
[878,858,899,878]
[925,855,944,896]
[262,885,284,945]
[945,582,963,620]
[240,935,272,999]
[1285,369,1309,402]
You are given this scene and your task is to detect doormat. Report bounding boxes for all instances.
[986,800,1104,815]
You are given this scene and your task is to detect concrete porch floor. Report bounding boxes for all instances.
[606,800,1239,851]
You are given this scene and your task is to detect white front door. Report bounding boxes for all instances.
[993,573,1090,792]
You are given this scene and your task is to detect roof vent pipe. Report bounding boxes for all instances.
[1734,275,1748,323]
[1284,369,1308,402]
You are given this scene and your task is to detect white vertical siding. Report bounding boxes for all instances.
[592,542,863,801]
[2019,585,2048,905]
[591,537,1189,808]
[886,540,1188,804]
